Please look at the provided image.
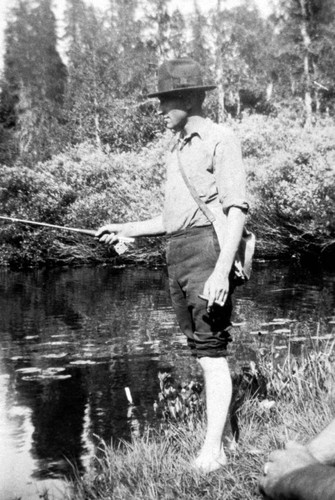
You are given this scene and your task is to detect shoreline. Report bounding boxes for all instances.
[64,345,335,500]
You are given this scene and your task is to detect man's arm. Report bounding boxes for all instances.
[307,418,335,464]
[96,214,166,245]
[202,206,245,309]
[260,420,335,500]
[203,128,248,309]
[261,463,335,500]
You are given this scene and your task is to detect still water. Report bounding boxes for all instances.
[0,261,334,499]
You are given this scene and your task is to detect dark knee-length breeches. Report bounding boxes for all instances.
[166,225,234,358]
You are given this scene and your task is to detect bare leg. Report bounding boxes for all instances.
[193,356,232,473]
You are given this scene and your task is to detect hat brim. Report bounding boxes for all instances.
[147,85,217,98]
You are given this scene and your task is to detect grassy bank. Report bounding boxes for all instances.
[66,339,335,500]
[0,112,334,268]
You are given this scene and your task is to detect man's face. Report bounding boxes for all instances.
[158,95,189,132]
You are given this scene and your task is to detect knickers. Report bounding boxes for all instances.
[166,225,233,358]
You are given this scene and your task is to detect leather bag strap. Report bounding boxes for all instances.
[176,148,216,224]
[176,146,255,283]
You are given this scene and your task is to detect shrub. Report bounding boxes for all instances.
[235,114,335,257]
[0,112,334,267]
[0,135,168,267]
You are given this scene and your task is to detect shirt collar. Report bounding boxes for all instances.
[170,117,209,152]
[180,116,208,142]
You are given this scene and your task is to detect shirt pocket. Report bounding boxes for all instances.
[189,157,215,199]
[190,169,217,200]
[188,141,215,196]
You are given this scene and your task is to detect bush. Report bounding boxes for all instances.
[0,112,334,267]
[235,114,335,257]
[0,135,168,267]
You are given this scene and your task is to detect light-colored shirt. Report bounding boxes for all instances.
[163,116,248,234]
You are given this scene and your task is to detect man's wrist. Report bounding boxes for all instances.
[307,441,335,465]
[121,222,131,235]
[214,258,233,278]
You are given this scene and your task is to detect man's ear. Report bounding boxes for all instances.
[184,94,195,111]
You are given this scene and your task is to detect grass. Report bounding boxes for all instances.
[65,337,335,500]
[68,423,263,499]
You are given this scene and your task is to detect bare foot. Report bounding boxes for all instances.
[193,447,228,473]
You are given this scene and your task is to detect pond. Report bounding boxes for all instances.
[0,260,334,499]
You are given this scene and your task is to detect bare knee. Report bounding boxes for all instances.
[198,356,229,373]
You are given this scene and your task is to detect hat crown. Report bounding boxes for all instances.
[158,58,203,91]
[147,57,216,98]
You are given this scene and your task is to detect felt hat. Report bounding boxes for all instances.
[147,58,216,98]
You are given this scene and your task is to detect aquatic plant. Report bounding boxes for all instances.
[154,372,204,426]
[260,339,335,405]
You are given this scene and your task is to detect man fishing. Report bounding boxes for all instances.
[96,58,249,473]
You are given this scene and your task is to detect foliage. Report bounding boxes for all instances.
[237,113,335,257]
[272,0,335,113]
[0,0,67,165]
[63,1,164,151]
[0,112,334,267]
[154,372,204,426]
[0,134,168,267]
[1,0,335,165]
[169,8,187,58]
[211,4,274,117]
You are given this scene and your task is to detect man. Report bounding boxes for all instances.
[96,58,249,473]
[260,418,335,499]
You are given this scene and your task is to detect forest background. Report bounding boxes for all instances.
[0,0,334,268]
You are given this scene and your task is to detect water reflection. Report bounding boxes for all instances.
[0,261,334,499]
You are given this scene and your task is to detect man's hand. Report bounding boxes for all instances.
[95,216,165,243]
[260,441,319,499]
[95,224,129,245]
[202,269,230,311]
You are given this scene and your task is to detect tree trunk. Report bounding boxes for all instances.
[299,0,312,127]
[215,0,225,123]
[92,51,101,148]
[236,91,241,117]
[266,81,273,101]
[216,58,225,123]
[93,95,101,148]
[16,83,34,157]
[312,61,321,116]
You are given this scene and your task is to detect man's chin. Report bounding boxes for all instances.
[167,124,183,133]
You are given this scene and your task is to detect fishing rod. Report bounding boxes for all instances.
[0,215,135,254]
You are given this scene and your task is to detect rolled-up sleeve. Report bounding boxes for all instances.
[213,130,249,215]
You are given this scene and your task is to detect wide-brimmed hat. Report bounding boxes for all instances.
[147,58,216,98]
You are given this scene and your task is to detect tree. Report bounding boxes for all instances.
[169,9,187,58]
[0,0,67,164]
[210,1,272,120]
[64,2,110,146]
[190,1,212,71]
[145,0,171,59]
[272,0,335,120]
[63,0,161,151]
